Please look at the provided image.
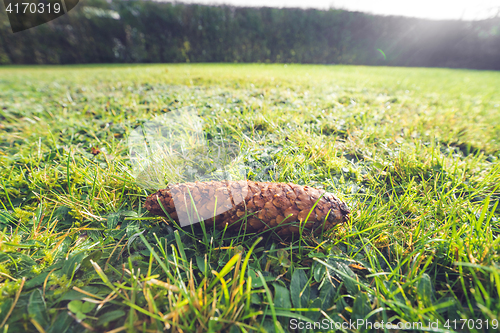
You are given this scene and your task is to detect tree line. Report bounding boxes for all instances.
[0,0,499,69]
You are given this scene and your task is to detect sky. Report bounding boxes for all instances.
[170,0,500,21]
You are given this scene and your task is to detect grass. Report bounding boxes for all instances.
[0,63,499,332]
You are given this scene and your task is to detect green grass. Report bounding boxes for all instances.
[0,63,499,332]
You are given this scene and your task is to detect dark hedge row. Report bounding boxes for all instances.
[0,0,499,69]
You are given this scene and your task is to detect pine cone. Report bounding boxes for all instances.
[144,180,349,237]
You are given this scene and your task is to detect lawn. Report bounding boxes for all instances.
[0,63,499,332]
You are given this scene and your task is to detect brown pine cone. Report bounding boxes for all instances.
[144,180,349,237]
